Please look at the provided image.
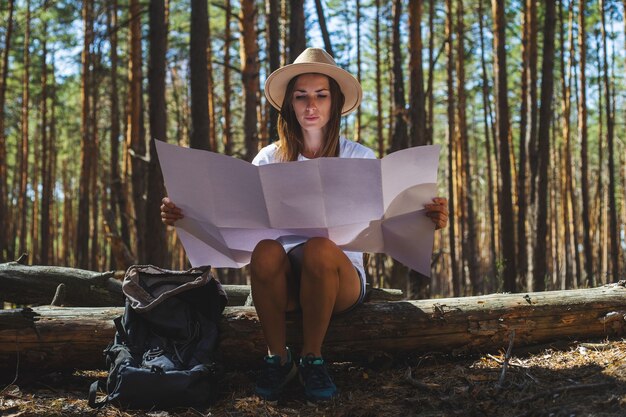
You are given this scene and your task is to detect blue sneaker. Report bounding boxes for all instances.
[255,348,298,400]
[298,354,338,401]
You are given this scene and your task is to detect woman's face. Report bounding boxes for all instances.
[291,73,332,134]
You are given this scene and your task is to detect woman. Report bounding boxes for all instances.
[161,48,448,402]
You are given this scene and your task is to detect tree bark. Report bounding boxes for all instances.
[599,0,620,282]
[39,22,51,266]
[76,0,92,269]
[577,0,593,287]
[146,0,169,267]
[533,0,557,292]
[455,0,479,295]
[289,0,305,62]
[445,0,460,297]
[0,262,401,307]
[18,0,31,260]
[314,0,333,57]
[190,0,210,151]
[222,0,233,156]
[491,0,517,292]
[0,0,15,261]
[239,0,260,162]
[2,283,625,371]
[265,0,280,142]
[477,0,498,288]
[375,0,384,158]
[127,0,147,262]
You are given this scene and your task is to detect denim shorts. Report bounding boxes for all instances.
[287,243,366,314]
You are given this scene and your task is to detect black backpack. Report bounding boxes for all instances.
[88,265,227,409]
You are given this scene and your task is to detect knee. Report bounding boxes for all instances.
[301,238,339,276]
[250,239,287,283]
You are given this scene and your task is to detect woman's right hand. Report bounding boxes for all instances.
[161,197,184,226]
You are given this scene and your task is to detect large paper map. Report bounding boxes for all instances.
[155,141,440,275]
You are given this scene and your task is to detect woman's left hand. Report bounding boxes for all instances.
[424,197,448,230]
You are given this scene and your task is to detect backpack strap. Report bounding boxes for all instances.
[88,380,108,408]
[113,316,129,344]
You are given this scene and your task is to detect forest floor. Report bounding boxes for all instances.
[1,338,626,417]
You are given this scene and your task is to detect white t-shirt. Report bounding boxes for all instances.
[251,136,376,279]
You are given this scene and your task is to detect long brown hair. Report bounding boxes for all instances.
[276,74,345,162]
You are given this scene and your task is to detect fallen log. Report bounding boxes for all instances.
[1,283,625,372]
[0,262,402,307]
[0,262,123,307]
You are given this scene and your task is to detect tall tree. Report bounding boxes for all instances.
[478,0,498,284]
[40,18,51,265]
[190,0,209,150]
[207,3,217,152]
[107,0,130,263]
[355,0,362,143]
[517,0,531,281]
[389,0,408,153]
[240,0,260,162]
[127,0,147,262]
[266,0,281,141]
[289,0,306,61]
[409,0,426,147]
[446,0,460,296]
[18,0,32,258]
[222,0,232,156]
[526,0,539,202]
[408,0,429,297]
[314,0,333,56]
[456,0,479,294]
[533,0,557,292]
[599,0,620,282]
[577,0,593,286]
[0,0,15,261]
[145,0,168,266]
[375,0,384,157]
[492,0,517,292]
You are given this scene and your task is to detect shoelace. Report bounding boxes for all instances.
[301,358,331,389]
[261,357,289,385]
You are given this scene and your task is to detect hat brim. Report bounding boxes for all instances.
[264,62,363,116]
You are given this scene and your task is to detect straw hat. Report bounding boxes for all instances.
[264,48,363,116]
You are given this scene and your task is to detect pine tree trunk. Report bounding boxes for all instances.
[222,0,233,156]
[207,7,217,152]
[526,0,539,202]
[4,283,626,371]
[491,0,517,292]
[107,0,130,269]
[289,0,305,61]
[456,0,479,294]
[577,0,593,287]
[18,0,31,260]
[533,0,557,292]
[426,0,435,146]
[406,0,429,298]
[146,0,169,267]
[314,0,333,56]
[445,0,460,297]
[77,0,92,269]
[266,0,280,142]
[40,25,51,266]
[477,0,498,288]
[355,0,362,143]
[599,0,620,282]
[375,0,384,158]
[0,0,14,262]
[517,0,530,282]
[189,0,209,151]
[239,0,260,162]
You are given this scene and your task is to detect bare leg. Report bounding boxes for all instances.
[249,239,298,360]
[299,237,361,357]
